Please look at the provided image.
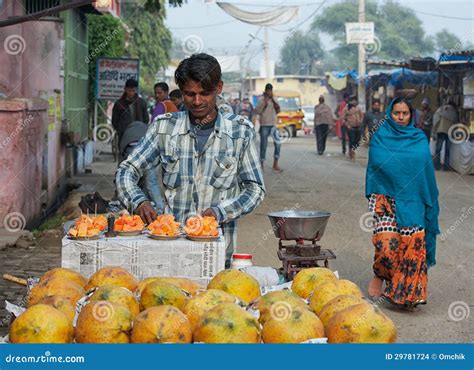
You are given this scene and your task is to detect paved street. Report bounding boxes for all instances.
[1,133,472,342]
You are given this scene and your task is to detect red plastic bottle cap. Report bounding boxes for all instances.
[232,253,252,260]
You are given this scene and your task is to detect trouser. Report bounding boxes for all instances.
[259,125,281,161]
[422,128,431,143]
[347,127,361,154]
[434,133,450,170]
[341,126,348,154]
[315,124,329,155]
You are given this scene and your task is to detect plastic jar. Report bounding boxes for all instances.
[231,253,253,269]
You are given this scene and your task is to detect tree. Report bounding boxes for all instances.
[87,14,126,105]
[311,0,434,70]
[122,2,172,94]
[434,29,463,53]
[279,30,324,75]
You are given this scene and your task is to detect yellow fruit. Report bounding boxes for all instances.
[194,303,261,343]
[37,295,76,322]
[182,289,236,331]
[262,307,325,343]
[89,284,140,318]
[255,290,309,324]
[39,267,87,288]
[326,303,397,343]
[140,281,188,311]
[291,267,337,299]
[137,277,201,297]
[27,277,85,307]
[75,301,132,343]
[207,269,260,305]
[10,304,73,343]
[318,295,365,328]
[131,306,192,343]
[85,266,138,292]
[309,279,363,315]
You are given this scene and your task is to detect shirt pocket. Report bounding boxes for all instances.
[210,155,238,190]
[160,153,181,189]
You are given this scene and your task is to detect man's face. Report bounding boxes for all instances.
[125,87,137,100]
[372,101,380,111]
[154,87,167,102]
[170,96,182,107]
[265,89,273,98]
[181,79,223,119]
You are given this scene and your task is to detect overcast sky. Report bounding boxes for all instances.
[165,0,474,68]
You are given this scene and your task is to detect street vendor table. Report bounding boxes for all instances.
[61,234,226,286]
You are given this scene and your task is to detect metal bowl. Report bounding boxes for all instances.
[267,210,331,241]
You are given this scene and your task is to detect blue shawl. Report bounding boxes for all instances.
[366,99,440,267]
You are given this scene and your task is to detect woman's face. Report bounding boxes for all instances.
[391,102,411,125]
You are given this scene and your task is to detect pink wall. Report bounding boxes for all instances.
[0,99,48,224]
[0,14,67,222]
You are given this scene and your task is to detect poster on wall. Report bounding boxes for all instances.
[96,58,140,100]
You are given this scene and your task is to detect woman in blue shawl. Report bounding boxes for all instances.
[366,97,439,310]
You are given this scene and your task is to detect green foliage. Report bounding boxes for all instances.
[279,30,324,75]
[87,13,126,109]
[122,2,172,91]
[311,0,434,70]
[434,29,463,53]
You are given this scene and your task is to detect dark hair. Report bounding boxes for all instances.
[169,89,182,99]
[174,53,221,91]
[372,99,380,104]
[125,79,138,88]
[154,82,169,93]
[391,97,414,120]
[265,83,273,91]
[319,95,325,103]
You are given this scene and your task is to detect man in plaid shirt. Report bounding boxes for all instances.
[116,54,265,266]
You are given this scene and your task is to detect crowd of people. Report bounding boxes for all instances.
[314,92,459,170]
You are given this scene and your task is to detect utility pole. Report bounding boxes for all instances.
[357,0,366,112]
[264,26,270,78]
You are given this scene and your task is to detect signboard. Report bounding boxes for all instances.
[345,22,374,44]
[96,58,140,100]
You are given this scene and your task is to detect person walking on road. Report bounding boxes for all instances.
[415,97,434,143]
[366,97,439,311]
[112,79,149,143]
[361,99,384,142]
[343,96,363,160]
[255,83,283,172]
[314,95,334,155]
[432,100,458,170]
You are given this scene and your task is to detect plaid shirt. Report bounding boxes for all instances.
[116,110,265,261]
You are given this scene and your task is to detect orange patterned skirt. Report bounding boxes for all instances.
[369,194,428,307]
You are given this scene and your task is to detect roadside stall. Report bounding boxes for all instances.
[437,51,474,175]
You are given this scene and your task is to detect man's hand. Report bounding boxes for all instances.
[136,201,157,225]
[201,208,218,220]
